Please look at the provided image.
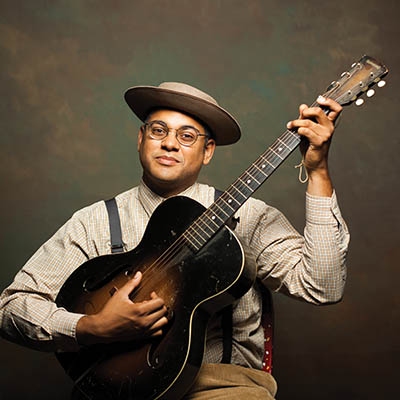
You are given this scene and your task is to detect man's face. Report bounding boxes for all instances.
[137,109,216,197]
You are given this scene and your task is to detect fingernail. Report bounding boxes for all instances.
[134,271,141,279]
[317,95,326,102]
[286,122,291,129]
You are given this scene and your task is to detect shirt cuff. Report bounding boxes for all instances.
[52,309,85,352]
[305,190,342,225]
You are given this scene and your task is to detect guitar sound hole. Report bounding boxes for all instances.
[147,339,164,369]
[146,312,175,369]
[83,264,132,292]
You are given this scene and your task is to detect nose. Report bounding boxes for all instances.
[161,130,180,150]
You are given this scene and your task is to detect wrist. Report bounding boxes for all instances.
[76,314,103,346]
[306,168,333,197]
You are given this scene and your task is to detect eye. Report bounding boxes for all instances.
[150,124,167,137]
[178,128,197,143]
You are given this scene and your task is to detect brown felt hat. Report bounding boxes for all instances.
[124,82,241,146]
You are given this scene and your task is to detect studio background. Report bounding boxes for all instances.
[0,1,399,399]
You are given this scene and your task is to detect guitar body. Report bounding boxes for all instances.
[56,196,256,400]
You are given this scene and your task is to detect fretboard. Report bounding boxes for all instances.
[184,129,301,251]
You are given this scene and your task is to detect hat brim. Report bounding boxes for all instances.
[124,86,241,146]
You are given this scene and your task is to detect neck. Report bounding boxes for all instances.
[142,176,196,198]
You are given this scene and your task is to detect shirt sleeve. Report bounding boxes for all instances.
[0,210,98,352]
[239,191,350,304]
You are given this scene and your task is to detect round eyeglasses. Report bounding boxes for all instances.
[143,121,208,146]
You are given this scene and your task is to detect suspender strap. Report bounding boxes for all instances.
[215,188,274,371]
[214,189,234,364]
[104,198,124,254]
[220,304,233,364]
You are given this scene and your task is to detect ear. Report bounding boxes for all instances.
[137,127,144,151]
[202,139,216,166]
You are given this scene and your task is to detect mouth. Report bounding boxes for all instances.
[155,155,181,166]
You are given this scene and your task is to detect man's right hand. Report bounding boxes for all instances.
[76,271,169,346]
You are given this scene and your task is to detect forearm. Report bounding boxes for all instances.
[306,166,333,197]
[0,212,94,352]
[281,191,349,303]
[0,287,83,352]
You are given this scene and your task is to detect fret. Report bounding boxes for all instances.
[277,137,291,150]
[237,176,253,192]
[183,229,204,250]
[285,129,301,143]
[202,215,220,231]
[201,210,221,229]
[184,228,208,251]
[235,173,261,196]
[271,141,288,154]
[219,192,241,209]
[259,153,277,170]
[242,170,262,186]
[191,219,216,239]
[268,146,284,160]
[212,200,233,220]
[228,184,248,203]
[231,180,253,199]
[250,162,269,179]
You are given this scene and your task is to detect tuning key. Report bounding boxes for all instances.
[355,98,365,106]
[377,80,386,88]
[367,89,375,97]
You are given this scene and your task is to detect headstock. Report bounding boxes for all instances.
[322,55,388,107]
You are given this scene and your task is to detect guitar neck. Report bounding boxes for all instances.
[184,129,301,252]
[183,55,389,253]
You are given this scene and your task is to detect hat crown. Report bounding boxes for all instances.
[158,82,219,106]
[124,81,241,145]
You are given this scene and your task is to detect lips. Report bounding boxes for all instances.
[155,155,182,165]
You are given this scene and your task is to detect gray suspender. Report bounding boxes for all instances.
[105,198,124,254]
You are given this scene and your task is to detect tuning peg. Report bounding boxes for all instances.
[367,89,375,97]
[355,98,364,106]
[377,80,386,88]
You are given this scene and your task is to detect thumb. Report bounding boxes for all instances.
[119,271,142,296]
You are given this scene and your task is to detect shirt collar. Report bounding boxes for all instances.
[138,179,200,217]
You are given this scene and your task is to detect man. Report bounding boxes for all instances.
[0,82,349,399]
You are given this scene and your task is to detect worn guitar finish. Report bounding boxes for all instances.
[56,55,388,400]
[57,196,256,400]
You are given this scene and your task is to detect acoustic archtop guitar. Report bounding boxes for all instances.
[56,55,388,400]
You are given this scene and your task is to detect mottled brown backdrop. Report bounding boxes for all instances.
[1,1,399,399]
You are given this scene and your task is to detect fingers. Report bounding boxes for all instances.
[130,298,169,339]
[136,294,166,316]
[149,315,170,337]
[297,97,342,125]
[287,98,342,146]
[118,271,142,297]
[317,96,342,122]
[288,97,342,128]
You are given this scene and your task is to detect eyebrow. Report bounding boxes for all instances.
[148,120,200,131]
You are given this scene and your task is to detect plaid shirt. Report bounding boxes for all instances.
[0,181,349,368]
